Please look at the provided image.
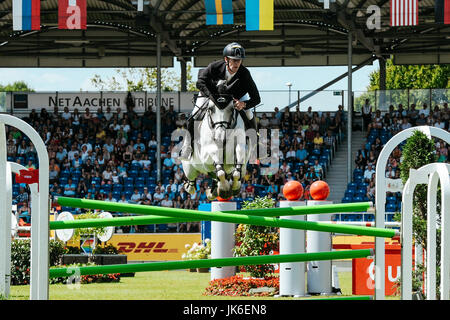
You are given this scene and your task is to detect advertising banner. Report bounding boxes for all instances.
[107,233,202,261]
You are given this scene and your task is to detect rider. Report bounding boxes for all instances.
[179,42,261,160]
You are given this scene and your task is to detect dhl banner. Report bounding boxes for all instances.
[107,233,202,261]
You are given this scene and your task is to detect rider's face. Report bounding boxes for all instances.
[225,57,242,73]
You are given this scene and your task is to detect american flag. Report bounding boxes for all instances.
[390,0,418,26]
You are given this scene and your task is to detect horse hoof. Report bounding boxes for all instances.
[206,188,217,200]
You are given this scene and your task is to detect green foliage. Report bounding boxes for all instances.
[233,197,279,278]
[90,62,197,92]
[72,210,107,238]
[11,239,65,285]
[354,59,450,111]
[398,130,441,297]
[92,243,120,255]
[369,60,450,90]
[0,81,34,92]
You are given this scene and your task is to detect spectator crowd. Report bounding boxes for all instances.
[9,99,345,232]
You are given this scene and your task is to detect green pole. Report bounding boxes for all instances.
[235,202,371,217]
[56,197,396,238]
[49,249,372,278]
[50,215,198,230]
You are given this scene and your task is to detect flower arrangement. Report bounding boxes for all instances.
[234,196,279,278]
[182,239,211,260]
[204,275,279,297]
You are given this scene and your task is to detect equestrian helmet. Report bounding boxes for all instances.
[223,42,245,59]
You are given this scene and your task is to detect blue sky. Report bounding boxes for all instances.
[0,58,379,112]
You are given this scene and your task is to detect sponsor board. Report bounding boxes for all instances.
[107,233,202,261]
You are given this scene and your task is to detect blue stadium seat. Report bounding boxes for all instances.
[128,170,139,178]
[158,224,168,232]
[112,191,121,200]
[124,177,134,185]
[353,196,364,202]
[135,177,145,185]
[386,203,397,212]
[113,184,123,192]
[341,196,353,203]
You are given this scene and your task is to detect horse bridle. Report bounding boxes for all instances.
[207,100,238,131]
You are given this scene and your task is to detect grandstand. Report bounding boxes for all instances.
[7,94,448,233]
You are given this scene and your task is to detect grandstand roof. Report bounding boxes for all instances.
[0,0,448,68]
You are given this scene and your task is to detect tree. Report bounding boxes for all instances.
[0,81,34,92]
[368,60,450,90]
[397,130,440,298]
[90,62,197,92]
[354,59,450,111]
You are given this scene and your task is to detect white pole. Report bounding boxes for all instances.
[426,171,438,300]
[0,114,49,300]
[278,200,306,297]
[211,201,236,280]
[0,123,11,298]
[307,200,334,295]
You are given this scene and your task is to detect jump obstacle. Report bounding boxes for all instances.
[0,113,448,300]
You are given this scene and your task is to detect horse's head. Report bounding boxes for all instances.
[208,79,239,142]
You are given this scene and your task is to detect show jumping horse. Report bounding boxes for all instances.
[181,80,256,200]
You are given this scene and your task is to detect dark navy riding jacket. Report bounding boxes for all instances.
[196,60,261,110]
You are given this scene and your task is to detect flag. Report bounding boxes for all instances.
[204,0,233,25]
[58,0,87,30]
[15,169,39,185]
[435,0,450,24]
[245,0,274,31]
[12,0,41,31]
[390,0,418,27]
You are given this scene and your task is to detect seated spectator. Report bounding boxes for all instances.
[153,187,165,205]
[163,152,175,170]
[102,166,113,182]
[305,166,320,183]
[366,181,376,202]
[296,143,308,162]
[141,187,153,205]
[363,164,376,183]
[313,159,324,178]
[400,118,412,130]
[259,113,270,129]
[105,192,117,202]
[416,113,427,125]
[285,146,296,162]
[63,178,77,197]
[161,194,173,208]
[130,188,143,204]
[49,158,60,184]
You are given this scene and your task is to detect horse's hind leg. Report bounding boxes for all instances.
[182,164,198,195]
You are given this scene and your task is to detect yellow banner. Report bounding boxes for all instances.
[107,233,202,261]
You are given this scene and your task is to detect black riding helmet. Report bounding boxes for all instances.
[223,42,245,60]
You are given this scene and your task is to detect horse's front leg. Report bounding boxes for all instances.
[183,180,197,195]
[215,163,232,199]
[231,142,246,194]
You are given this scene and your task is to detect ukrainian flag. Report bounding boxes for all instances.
[246,0,274,31]
[205,0,234,25]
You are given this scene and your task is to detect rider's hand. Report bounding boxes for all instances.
[234,99,246,111]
